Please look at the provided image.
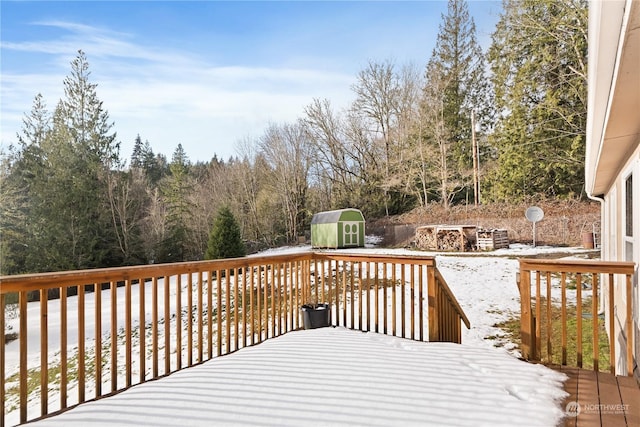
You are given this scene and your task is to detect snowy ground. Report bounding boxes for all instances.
[4,242,595,426]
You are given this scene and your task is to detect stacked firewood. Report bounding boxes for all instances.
[437,229,470,251]
[414,226,438,250]
[414,225,476,251]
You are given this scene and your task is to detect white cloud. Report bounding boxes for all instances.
[1,20,356,162]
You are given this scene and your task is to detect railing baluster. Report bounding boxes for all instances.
[242,268,248,347]
[287,262,293,331]
[139,277,146,383]
[561,272,567,366]
[382,262,387,334]
[535,271,541,361]
[374,262,379,333]
[110,281,117,393]
[419,265,424,342]
[0,294,5,427]
[60,286,67,410]
[78,285,86,404]
[164,275,170,375]
[256,266,262,343]
[40,289,48,416]
[391,263,396,336]
[292,262,298,329]
[545,272,552,362]
[226,269,231,354]
[626,273,633,376]
[268,265,274,338]
[365,262,371,332]
[95,284,102,398]
[334,260,340,327]
[410,265,415,340]
[319,259,325,305]
[176,274,182,370]
[235,268,240,349]
[350,262,355,330]
[358,262,363,331]
[19,290,27,424]
[608,273,615,374]
[207,271,213,358]
[592,273,599,371]
[401,264,406,339]
[196,271,203,361]
[152,277,158,379]
[342,261,347,327]
[217,269,222,355]
[126,279,132,387]
[576,273,583,368]
[275,264,281,336]
[187,273,193,366]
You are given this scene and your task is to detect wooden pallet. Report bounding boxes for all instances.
[476,229,509,250]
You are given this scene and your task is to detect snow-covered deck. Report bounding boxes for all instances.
[30,327,567,427]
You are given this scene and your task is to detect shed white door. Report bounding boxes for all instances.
[343,222,360,246]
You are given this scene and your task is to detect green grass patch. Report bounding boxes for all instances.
[495,296,611,371]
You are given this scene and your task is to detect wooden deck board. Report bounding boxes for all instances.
[561,366,579,427]
[550,365,640,427]
[617,376,640,427]
[597,373,627,426]
[576,370,602,427]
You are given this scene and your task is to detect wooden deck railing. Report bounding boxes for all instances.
[0,252,469,426]
[518,259,635,376]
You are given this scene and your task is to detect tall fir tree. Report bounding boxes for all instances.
[131,134,144,169]
[6,50,123,272]
[420,0,489,207]
[2,94,51,273]
[487,0,587,200]
[158,144,194,262]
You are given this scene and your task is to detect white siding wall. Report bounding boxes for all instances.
[603,144,640,376]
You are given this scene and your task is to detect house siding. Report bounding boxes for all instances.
[602,143,640,377]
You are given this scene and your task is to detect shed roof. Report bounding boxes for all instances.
[311,208,363,224]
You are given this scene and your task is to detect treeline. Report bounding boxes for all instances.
[0,0,587,275]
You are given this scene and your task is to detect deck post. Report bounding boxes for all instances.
[428,266,438,341]
[519,266,534,361]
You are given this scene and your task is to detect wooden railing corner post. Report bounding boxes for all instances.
[519,265,534,361]
[427,266,438,342]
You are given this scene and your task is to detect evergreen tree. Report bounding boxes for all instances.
[131,134,144,169]
[420,0,489,208]
[157,144,194,262]
[6,50,123,272]
[140,140,168,184]
[205,206,246,260]
[2,94,51,273]
[487,0,587,200]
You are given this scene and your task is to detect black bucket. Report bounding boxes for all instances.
[301,303,331,329]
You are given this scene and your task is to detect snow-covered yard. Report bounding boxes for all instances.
[4,243,595,426]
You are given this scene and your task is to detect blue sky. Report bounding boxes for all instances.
[1,1,502,163]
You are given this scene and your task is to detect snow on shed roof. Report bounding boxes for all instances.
[311,208,363,224]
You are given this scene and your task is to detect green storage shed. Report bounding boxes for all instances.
[311,208,365,249]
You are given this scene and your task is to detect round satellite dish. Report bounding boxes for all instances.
[525,206,544,223]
